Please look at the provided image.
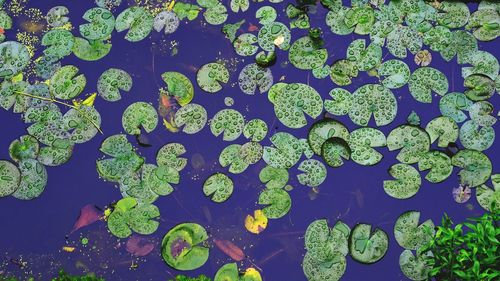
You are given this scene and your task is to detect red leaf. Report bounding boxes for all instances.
[213,239,245,261]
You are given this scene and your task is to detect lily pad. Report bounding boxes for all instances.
[196,62,229,93]
[97,68,133,102]
[210,109,244,141]
[115,7,154,42]
[349,224,388,264]
[11,159,48,200]
[122,102,158,135]
[387,125,430,164]
[203,173,234,203]
[452,149,492,187]
[297,159,327,187]
[273,83,323,129]
[174,103,207,134]
[0,160,21,197]
[394,211,435,250]
[238,63,273,95]
[349,84,397,127]
[161,223,209,270]
[418,151,453,183]
[383,164,422,199]
[409,67,448,103]
[258,188,291,219]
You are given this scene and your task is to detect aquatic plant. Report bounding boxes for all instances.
[420,210,500,281]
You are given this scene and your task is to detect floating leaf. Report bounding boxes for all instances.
[244,210,268,234]
[97,68,133,102]
[63,105,101,143]
[259,165,288,189]
[156,143,187,172]
[115,7,154,42]
[0,41,30,79]
[210,109,244,141]
[42,30,74,59]
[326,6,353,35]
[79,7,115,41]
[203,173,234,203]
[256,6,277,25]
[344,6,375,35]
[399,250,432,281]
[258,22,291,51]
[72,37,111,61]
[436,1,469,29]
[161,223,209,270]
[204,3,228,25]
[387,26,422,58]
[215,263,238,281]
[11,159,47,200]
[46,6,69,27]
[346,39,382,71]
[273,83,323,129]
[153,11,180,34]
[161,72,194,106]
[289,36,328,70]
[258,188,291,219]
[394,211,435,250]
[466,9,500,41]
[238,63,273,95]
[439,92,473,123]
[0,160,20,197]
[348,127,386,166]
[461,50,499,80]
[9,135,39,162]
[378,60,410,89]
[459,120,495,151]
[329,59,358,86]
[425,116,459,147]
[230,0,249,13]
[476,182,500,212]
[297,158,327,188]
[387,125,430,164]
[243,119,268,142]
[469,101,497,127]
[196,62,229,93]
[50,65,87,100]
[452,149,492,187]
[349,84,397,127]
[383,163,422,199]
[409,67,448,103]
[321,138,350,168]
[324,88,352,116]
[308,119,350,156]
[349,224,388,264]
[174,103,207,134]
[122,102,158,135]
[418,151,453,183]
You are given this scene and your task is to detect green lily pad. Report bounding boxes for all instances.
[258,22,291,51]
[383,163,422,199]
[11,159,48,200]
[0,41,30,79]
[409,67,448,103]
[378,60,410,89]
[215,263,238,281]
[418,151,453,183]
[439,92,473,123]
[349,224,388,264]
[161,223,209,271]
[203,173,234,203]
[72,37,111,61]
[289,36,328,70]
[203,3,228,25]
[49,65,86,100]
[399,250,432,281]
[324,88,352,116]
[174,103,207,134]
[243,119,268,142]
[0,160,21,197]
[329,59,358,86]
[273,83,323,129]
[196,62,229,93]
[263,132,303,169]
[346,39,382,71]
[459,120,495,151]
[156,143,188,172]
[161,72,194,106]
[210,109,244,141]
[387,125,430,164]
[258,188,291,219]
[297,159,327,187]
[452,149,492,187]
[122,102,158,135]
[9,135,40,162]
[348,127,386,166]
[394,211,435,250]
[97,68,133,102]
[63,105,101,143]
[115,6,154,42]
[42,29,74,59]
[79,7,115,41]
[259,165,288,189]
[349,84,397,127]
[308,119,350,156]
[238,63,273,95]
[321,138,350,168]
[425,116,459,147]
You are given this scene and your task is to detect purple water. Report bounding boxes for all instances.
[0,1,498,280]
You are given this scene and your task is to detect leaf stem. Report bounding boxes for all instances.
[16,91,104,135]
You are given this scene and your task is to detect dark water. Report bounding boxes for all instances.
[0,1,498,280]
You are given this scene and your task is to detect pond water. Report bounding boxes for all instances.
[0,0,499,280]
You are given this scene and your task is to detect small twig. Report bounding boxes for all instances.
[16,91,104,134]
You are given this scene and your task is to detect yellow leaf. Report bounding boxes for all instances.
[244,210,268,234]
[241,268,262,281]
[82,93,97,107]
[11,73,24,83]
[163,118,179,133]
[167,0,176,11]
[103,208,112,219]
[62,246,76,253]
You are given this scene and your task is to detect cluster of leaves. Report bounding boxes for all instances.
[302,219,389,280]
[51,270,104,281]
[420,211,500,281]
